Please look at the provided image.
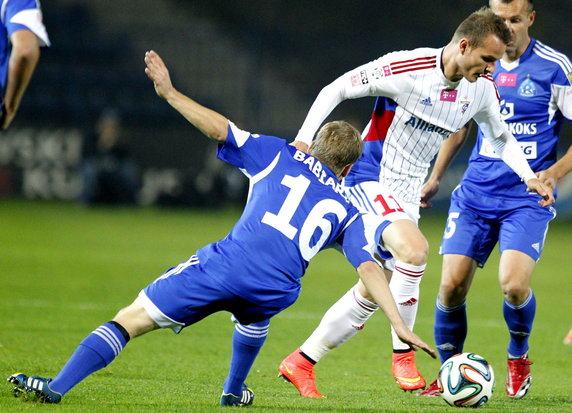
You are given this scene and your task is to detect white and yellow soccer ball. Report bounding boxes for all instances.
[438,352,495,408]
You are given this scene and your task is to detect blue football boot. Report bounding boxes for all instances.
[8,373,62,403]
[220,383,254,406]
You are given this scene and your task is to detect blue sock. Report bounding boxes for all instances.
[434,297,467,363]
[50,321,130,395]
[223,319,269,396]
[504,290,535,357]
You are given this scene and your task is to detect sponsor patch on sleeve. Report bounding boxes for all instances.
[350,70,369,87]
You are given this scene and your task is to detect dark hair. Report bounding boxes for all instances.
[453,6,512,47]
[492,0,534,13]
[311,121,362,176]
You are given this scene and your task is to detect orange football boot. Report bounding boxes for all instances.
[278,349,324,398]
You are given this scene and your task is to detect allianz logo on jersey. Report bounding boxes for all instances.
[403,116,450,137]
[479,140,537,159]
[500,100,538,135]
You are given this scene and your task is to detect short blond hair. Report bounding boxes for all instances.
[311,121,362,176]
[453,7,512,48]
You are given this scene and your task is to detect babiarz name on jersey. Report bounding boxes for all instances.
[404,116,451,137]
[293,150,346,196]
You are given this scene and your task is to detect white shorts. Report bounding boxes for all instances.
[344,180,420,268]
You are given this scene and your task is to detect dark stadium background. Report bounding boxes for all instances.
[1,0,570,214]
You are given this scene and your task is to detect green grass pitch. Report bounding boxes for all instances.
[1,199,571,412]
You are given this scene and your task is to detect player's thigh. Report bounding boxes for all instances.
[139,256,234,333]
[382,219,428,264]
[346,181,425,262]
[114,299,159,338]
[440,193,499,268]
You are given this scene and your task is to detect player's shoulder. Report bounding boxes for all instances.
[380,47,438,62]
[530,39,572,78]
[377,47,439,76]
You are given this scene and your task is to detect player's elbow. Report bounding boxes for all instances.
[11,31,40,62]
[13,43,40,66]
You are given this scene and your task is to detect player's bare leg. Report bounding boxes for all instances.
[499,250,535,399]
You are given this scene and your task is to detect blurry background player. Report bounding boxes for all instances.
[7,50,435,406]
[278,7,555,397]
[0,0,50,130]
[418,0,571,399]
[78,107,141,206]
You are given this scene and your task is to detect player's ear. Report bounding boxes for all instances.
[340,164,353,178]
[527,10,536,27]
[459,38,470,55]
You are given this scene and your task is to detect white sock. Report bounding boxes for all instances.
[300,284,378,362]
[389,261,425,351]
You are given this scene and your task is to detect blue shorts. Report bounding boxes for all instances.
[139,255,282,333]
[440,185,556,267]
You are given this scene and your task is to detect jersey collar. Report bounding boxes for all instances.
[499,37,536,72]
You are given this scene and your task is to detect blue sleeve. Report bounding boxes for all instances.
[338,214,377,268]
[217,121,289,176]
[5,0,39,35]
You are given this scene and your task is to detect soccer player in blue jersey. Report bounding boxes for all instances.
[0,0,50,129]
[7,50,436,406]
[418,0,571,399]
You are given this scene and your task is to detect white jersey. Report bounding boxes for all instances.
[296,47,529,204]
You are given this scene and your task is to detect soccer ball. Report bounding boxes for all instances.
[438,352,495,408]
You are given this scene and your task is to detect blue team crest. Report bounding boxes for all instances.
[518,75,536,97]
[499,100,514,120]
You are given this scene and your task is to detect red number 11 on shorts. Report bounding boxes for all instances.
[374,194,405,216]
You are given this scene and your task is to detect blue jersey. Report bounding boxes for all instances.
[196,122,376,309]
[461,38,572,200]
[0,0,50,94]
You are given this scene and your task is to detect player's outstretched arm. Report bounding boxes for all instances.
[356,261,437,358]
[144,50,228,142]
[1,30,40,130]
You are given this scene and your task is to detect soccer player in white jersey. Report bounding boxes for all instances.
[0,0,50,129]
[7,50,436,406]
[278,7,554,397]
[417,0,571,399]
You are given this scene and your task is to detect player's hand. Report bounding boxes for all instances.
[394,326,437,359]
[526,178,555,207]
[290,141,310,154]
[144,50,175,100]
[420,178,440,209]
[0,104,15,130]
[535,169,557,192]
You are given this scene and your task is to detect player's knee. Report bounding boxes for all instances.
[439,281,467,306]
[396,242,428,266]
[501,283,529,305]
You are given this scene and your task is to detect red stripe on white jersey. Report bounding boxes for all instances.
[390,55,437,69]
[480,74,500,102]
[391,63,437,74]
